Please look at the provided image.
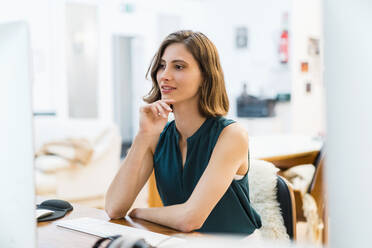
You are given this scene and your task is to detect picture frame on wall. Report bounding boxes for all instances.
[235,27,248,49]
[308,37,320,56]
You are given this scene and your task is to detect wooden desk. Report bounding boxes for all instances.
[249,134,322,169]
[259,150,319,170]
[37,200,196,248]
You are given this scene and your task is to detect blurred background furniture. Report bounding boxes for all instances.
[281,150,327,245]
[276,176,296,240]
[34,117,121,208]
[248,159,296,241]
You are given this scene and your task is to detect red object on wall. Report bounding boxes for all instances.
[279,12,289,64]
[279,29,289,64]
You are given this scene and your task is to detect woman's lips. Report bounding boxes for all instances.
[161,86,176,94]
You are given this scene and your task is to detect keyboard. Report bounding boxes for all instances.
[56,217,184,247]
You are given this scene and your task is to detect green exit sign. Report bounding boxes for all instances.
[119,3,135,13]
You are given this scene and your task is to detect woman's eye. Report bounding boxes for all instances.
[158,64,166,69]
[175,64,184,70]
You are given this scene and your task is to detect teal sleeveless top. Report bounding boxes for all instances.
[153,116,262,234]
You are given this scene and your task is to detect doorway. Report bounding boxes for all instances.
[112,35,134,157]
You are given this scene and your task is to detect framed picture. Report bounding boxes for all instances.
[308,38,320,56]
[235,27,248,49]
[301,61,309,73]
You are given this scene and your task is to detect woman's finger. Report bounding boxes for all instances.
[159,100,172,112]
[150,104,159,117]
[155,103,167,118]
[141,104,155,113]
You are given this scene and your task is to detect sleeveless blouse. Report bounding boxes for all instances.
[153,116,262,234]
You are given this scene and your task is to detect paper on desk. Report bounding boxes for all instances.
[56,217,185,247]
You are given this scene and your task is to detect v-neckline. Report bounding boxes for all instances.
[174,117,211,170]
[179,139,187,169]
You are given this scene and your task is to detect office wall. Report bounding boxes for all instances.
[291,0,325,136]
[66,3,98,118]
[0,0,58,114]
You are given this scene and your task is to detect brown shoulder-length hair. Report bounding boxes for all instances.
[143,30,229,117]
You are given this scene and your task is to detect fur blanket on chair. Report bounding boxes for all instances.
[248,159,290,242]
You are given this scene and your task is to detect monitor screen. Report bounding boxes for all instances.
[0,21,36,248]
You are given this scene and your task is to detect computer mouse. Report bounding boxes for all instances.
[36,209,54,219]
[38,199,73,212]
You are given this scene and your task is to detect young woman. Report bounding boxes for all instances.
[105,30,261,234]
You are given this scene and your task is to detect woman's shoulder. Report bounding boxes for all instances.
[213,117,246,133]
[217,119,249,144]
[214,116,235,126]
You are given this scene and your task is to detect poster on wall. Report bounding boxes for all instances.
[308,38,320,56]
[235,27,248,49]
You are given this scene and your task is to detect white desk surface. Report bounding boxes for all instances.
[249,134,323,159]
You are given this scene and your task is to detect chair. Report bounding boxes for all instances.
[307,152,328,244]
[276,175,297,240]
[248,159,296,241]
[278,148,328,244]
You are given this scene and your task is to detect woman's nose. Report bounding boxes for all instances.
[158,67,172,82]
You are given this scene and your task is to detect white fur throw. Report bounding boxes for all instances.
[248,159,290,242]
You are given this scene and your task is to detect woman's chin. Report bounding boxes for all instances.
[162,95,174,101]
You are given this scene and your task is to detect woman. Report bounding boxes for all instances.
[105,30,261,234]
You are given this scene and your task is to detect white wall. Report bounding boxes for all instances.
[291,0,325,136]
[0,0,58,114]
[2,0,296,136]
[66,3,99,118]
[324,0,372,246]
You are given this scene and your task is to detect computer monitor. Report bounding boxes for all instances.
[0,21,36,247]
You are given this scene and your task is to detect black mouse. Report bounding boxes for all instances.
[38,199,73,212]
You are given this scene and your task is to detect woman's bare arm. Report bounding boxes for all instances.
[105,99,174,219]
[105,133,155,219]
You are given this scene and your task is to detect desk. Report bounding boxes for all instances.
[249,134,322,169]
[37,199,197,248]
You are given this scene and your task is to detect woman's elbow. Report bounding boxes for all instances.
[105,204,127,219]
[178,216,204,233]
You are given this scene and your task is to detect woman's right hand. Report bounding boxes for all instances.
[138,99,175,137]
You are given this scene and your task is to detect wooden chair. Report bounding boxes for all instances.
[275,149,328,244]
[148,171,163,208]
[308,153,328,244]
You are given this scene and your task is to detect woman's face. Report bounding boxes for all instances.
[156,43,203,104]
